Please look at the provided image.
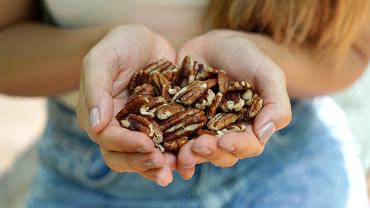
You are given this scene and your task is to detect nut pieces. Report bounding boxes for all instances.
[116,56,263,153]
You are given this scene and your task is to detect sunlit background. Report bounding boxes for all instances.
[0,65,369,207]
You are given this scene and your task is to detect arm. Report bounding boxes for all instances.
[246,32,369,98]
[1,1,177,186]
[0,0,111,96]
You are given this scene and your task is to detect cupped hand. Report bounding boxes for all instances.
[76,25,177,186]
[176,30,292,179]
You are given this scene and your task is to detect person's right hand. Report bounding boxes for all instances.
[76,25,177,187]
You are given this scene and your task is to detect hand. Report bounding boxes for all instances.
[176,30,292,179]
[76,25,177,186]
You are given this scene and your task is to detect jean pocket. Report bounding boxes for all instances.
[39,122,118,188]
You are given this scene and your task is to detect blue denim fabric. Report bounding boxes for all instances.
[26,97,368,208]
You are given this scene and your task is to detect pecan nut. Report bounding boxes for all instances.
[197,129,217,136]
[151,72,171,101]
[228,80,251,91]
[139,96,166,118]
[132,83,155,96]
[163,137,188,152]
[156,103,185,120]
[220,92,245,112]
[207,113,239,131]
[116,95,151,120]
[129,69,151,92]
[180,56,196,86]
[129,59,173,91]
[161,108,206,133]
[207,92,223,119]
[164,120,207,142]
[162,64,180,85]
[218,70,228,94]
[247,94,263,118]
[224,123,247,132]
[241,89,254,105]
[194,89,216,110]
[172,80,208,105]
[120,114,163,146]
[162,108,207,141]
[195,66,219,80]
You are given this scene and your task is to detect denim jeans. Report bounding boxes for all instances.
[26,97,369,208]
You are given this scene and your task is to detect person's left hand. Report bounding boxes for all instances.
[175,30,292,179]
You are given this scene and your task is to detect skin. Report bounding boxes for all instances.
[0,1,369,186]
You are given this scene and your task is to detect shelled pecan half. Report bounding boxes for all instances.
[172,80,208,105]
[120,114,163,146]
[207,113,239,131]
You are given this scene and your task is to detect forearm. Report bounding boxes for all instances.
[0,22,111,96]
[245,33,368,99]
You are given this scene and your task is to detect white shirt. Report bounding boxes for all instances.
[43,0,209,108]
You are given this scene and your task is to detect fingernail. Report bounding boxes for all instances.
[193,146,212,156]
[257,122,276,144]
[89,107,100,128]
[156,177,167,187]
[182,162,195,169]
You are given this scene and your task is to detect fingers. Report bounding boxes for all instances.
[139,165,173,187]
[102,149,174,187]
[139,153,176,186]
[218,126,264,159]
[177,140,197,180]
[81,51,115,134]
[253,61,292,143]
[163,152,177,171]
[101,148,165,173]
[190,135,239,168]
[93,125,156,153]
[177,128,266,180]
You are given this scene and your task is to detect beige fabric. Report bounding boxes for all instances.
[44,0,209,109]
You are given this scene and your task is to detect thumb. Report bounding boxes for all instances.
[81,53,115,134]
[252,65,292,144]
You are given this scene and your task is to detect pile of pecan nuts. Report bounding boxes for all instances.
[116,56,263,153]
